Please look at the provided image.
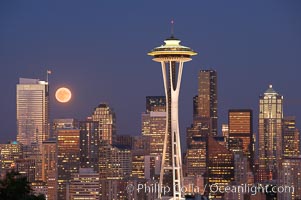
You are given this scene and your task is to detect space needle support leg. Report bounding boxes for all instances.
[159,61,169,199]
[169,61,184,199]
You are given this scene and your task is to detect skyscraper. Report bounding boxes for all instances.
[258,85,283,182]
[184,136,207,177]
[142,96,166,179]
[228,109,253,169]
[99,144,132,200]
[278,157,301,200]
[69,168,100,200]
[148,33,197,199]
[206,136,234,200]
[146,96,166,112]
[195,70,218,136]
[0,141,23,178]
[91,103,116,145]
[79,119,100,172]
[57,128,80,200]
[42,139,57,200]
[16,78,49,147]
[282,116,300,157]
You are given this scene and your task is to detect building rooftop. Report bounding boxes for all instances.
[264,84,278,95]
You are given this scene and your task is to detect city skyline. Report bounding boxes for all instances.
[1,1,301,145]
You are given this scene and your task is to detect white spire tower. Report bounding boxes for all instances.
[148,23,197,199]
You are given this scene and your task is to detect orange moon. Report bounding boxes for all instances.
[55,87,72,103]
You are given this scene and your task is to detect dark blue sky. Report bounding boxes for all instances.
[1,1,301,144]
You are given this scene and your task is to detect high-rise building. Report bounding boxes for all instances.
[52,118,78,138]
[16,78,49,147]
[0,141,23,178]
[185,70,218,187]
[31,181,47,198]
[57,128,80,200]
[282,116,300,157]
[79,120,100,172]
[228,109,254,169]
[148,33,197,199]
[233,152,254,185]
[114,135,133,148]
[195,70,218,136]
[278,157,301,200]
[69,168,100,200]
[185,136,207,177]
[146,96,166,112]
[206,136,234,199]
[258,85,283,182]
[131,136,151,179]
[15,158,36,182]
[99,144,132,200]
[142,96,166,180]
[42,139,57,200]
[141,111,165,158]
[91,103,116,145]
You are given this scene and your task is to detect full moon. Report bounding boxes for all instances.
[55,87,72,103]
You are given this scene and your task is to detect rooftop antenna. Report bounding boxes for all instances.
[46,69,52,83]
[171,19,174,37]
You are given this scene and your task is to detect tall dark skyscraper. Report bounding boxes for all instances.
[185,69,218,184]
[195,70,218,136]
[79,119,100,172]
[258,85,283,182]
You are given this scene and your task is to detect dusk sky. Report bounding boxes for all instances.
[1,1,301,145]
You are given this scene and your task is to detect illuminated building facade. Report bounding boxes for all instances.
[206,136,234,200]
[258,85,283,182]
[52,118,78,138]
[228,109,253,169]
[185,70,218,189]
[57,128,80,200]
[196,70,218,136]
[99,144,132,200]
[282,116,300,157]
[185,137,206,177]
[142,96,166,180]
[42,139,57,200]
[69,168,100,200]
[15,158,36,182]
[0,141,22,178]
[222,124,229,138]
[91,103,116,145]
[16,78,49,147]
[146,96,166,112]
[79,120,100,172]
[16,78,49,182]
[148,33,197,199]
[278,157,301,200]
[131,136,150,179]
[31,181,47,198]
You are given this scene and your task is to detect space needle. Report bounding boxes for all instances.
[148,22,197,199]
